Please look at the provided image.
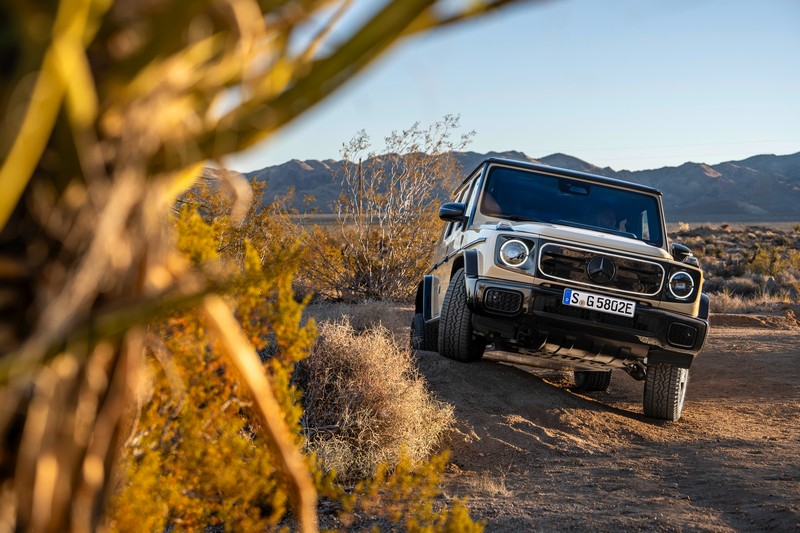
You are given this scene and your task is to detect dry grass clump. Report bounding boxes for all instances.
[300,319,453,480]
[304,300,412,337]
[703,275,766,297]
[708,289,794,314]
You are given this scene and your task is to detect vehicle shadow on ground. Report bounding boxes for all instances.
[416,349,647,421]
[413,349,674,466]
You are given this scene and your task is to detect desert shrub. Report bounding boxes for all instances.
[703,243,726,259]
[748,245,789,276]
[109,209,316,532]
[292,116,473,302]
[110,206,479,531]
[775,271,800,296]
[704,257,748,279]
[304,300,412,337]
[789,248,800,271]
[718,276,762,297]
[1,1,520,529]
[709,287,793,314]
[330,453,483,533]
[301,320,453,481]
[672,225,800,312]
[708,288,743,313]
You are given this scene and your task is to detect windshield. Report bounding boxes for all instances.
[480,166,664,247]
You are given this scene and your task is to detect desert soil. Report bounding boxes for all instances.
[413,313,800,532]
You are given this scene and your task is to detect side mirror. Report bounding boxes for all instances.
[439,202,467,222]
[671,242,698,266]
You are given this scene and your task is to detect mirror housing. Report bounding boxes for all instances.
[671,242,698,266]
[439,202,467,222]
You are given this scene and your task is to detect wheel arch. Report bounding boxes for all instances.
[698,293,710,320]
[414,275,436,321]
[414,280,424,314]
[450,255,465,279]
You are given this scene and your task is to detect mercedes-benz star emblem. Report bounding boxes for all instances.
[586,255,616,283]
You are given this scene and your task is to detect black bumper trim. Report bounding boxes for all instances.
[469,278,708,368]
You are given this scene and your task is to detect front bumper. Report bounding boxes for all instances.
[466,277,709,370]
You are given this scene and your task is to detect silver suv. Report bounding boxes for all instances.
[411,158,709,421]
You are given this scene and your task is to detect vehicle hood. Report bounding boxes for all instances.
[484,221,672,260]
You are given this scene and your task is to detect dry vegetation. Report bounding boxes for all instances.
[2,0,796,529]
[304,300,413,337]
[670,223,800,313]
[300,319,453,480]
[1,0,527,530]
[281,116,472,303]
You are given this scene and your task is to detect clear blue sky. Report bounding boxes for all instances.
[227,0,800,172]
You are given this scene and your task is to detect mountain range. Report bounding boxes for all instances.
[244,150,800,222]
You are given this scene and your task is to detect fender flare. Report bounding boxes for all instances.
[462,249,480,308]
[698,293,710,320]
[422,275,435,321]
[463,249,480,279]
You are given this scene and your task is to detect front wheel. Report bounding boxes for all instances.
[643,363,690,421]
[438,268,486,362]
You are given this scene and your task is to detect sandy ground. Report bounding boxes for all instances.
[413,313,800,532]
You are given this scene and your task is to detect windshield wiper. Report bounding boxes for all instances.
[503,214,543,223]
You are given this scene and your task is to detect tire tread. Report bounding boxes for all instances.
[438,269,485,362]
[643,363,689,421]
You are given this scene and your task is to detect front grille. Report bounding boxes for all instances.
[667,322,697,348]
[484,288,523,315]
[538,243,664,296]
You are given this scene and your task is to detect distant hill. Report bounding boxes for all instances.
[244,151,800,222]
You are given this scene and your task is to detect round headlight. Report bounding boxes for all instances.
[668,271,695,299]
[500,239,529,268]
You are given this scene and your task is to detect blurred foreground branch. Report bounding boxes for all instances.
[0,0,528,530]
[201,294,317,532]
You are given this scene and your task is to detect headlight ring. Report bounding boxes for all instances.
[668,271,695,300]
[499,239,530,268]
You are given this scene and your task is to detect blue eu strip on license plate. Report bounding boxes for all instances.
[562,288,636,318]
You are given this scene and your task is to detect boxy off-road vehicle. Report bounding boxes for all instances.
[411,158,709,421]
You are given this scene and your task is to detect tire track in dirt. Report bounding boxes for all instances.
[415,321,800,531]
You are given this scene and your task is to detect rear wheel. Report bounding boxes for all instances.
[643,363,689,421]
[574,370,612,391]
[410,313,438,352]
[438,268,486,362]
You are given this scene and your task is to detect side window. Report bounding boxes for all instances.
[453,177,480,233]
[445,182,469,237]
[444,221,454,239]
[444,186,466,239]
[465,175,482,213]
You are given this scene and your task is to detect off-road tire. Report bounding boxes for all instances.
[410,313,438,352]
[574,370,612,392]
[643,363,689,421]
[438,268,486,362]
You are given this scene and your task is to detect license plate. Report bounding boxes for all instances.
[562,288,636,318]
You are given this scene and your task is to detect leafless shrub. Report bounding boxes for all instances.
[300,320,453,480]
[291,116,473,302]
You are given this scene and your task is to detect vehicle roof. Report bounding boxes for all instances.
[460,157,663,196]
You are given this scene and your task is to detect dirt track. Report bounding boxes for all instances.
[414,315,800,531]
